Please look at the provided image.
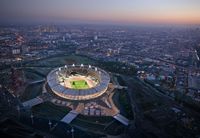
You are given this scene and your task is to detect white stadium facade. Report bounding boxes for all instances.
[46,64,110,100]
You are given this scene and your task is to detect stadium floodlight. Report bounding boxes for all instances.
[72,64,75,67]
[81,64,83,67]
[89,65,91,68]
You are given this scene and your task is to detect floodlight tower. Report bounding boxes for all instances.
[57,67,66,82]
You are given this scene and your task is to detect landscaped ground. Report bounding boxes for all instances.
[20,83,43,102]
[25,55,95,67]
[32,102,71,120]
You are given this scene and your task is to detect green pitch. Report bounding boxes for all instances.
[70,80,89,89]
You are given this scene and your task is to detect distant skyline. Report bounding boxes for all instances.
[1,0,200,25]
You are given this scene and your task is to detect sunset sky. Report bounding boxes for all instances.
[0,0,200,24]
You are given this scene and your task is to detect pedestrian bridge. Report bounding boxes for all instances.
[113,113,129,126]
[22,97,44,108]
[29,79,45,84]
[61,110,79,124]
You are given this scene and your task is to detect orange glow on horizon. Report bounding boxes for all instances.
[56,11,200,25]
[18,9,200,25]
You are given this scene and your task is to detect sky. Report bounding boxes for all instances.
[0,0,200,25]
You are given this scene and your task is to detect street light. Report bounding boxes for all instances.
[16,106,20,119]
[2,92,5,101]
[48,120,52,130]
[50,123,58,131]
[7,99,10,106]
[71,127,74,138]
[30,113,34,125]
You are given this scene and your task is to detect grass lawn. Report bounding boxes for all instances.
[20,83,43,102]
[25,55,95,67]
[32,102,70,120]
[70,80,89,89]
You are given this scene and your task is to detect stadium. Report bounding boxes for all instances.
[46,64,110,100]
